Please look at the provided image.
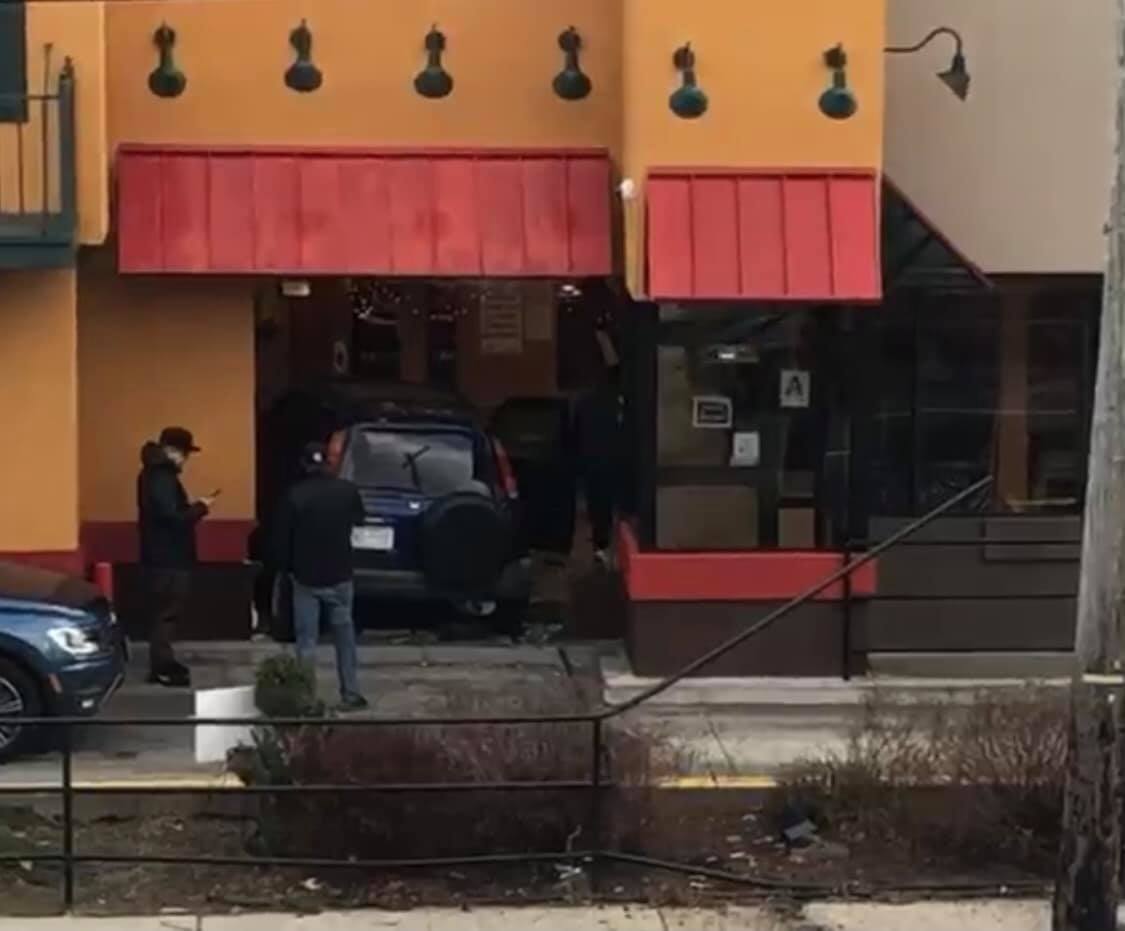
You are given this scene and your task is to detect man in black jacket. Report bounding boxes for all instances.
[274,442,367,710]
[137,427,216,687]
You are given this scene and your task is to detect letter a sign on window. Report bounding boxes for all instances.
[779,369,811,409]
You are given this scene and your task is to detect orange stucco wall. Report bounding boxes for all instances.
[28,0,888,290]
[0,268,79,553]
[104,0,622,152]
[620,0,886,294]
[77,249,255,524]
[26,1,109,245]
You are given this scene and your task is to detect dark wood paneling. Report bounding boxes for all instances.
[869,515,1081,546]
[875,545,1079,598]
[981,543,1080,563]
[860,597,1075,652]
[627,600,848,677]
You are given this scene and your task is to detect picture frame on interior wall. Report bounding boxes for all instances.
[691,395,732,429]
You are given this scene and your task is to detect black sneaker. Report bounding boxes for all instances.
[337,693,369,712]
[147,665,191,688]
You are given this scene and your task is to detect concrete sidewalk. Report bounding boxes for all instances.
[0,640,1077,791]
[0,901,1094,930]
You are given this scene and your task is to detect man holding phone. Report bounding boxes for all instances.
[137,426,217,687]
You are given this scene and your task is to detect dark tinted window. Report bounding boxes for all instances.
[343,429,475,496]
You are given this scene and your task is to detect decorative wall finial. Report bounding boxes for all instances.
[669,44,707,119]
[148,23,186,98]
[285,19,323,92]
[553,27,592,101]
[819,44,858,120]
[414,25,453,99]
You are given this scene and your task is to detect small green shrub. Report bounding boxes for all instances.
[253,653,322,718]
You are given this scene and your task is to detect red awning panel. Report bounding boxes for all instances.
[646,168,881,302]
[116,146,613,277]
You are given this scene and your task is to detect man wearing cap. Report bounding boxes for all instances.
[137,427,217,687]
[273,442,367,710]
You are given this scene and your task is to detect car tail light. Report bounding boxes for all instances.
[492,438,519,499]
[327,430,346,474]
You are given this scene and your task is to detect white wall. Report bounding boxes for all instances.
[885,0,1115,274]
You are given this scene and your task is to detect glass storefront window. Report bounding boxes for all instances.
[647,285,1097,553]
[655,308,837,550]
[856,289,1095,521]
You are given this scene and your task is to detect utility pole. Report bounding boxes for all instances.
[1053,3,1125,927]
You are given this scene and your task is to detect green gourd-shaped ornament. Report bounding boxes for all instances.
[148,23,186,98]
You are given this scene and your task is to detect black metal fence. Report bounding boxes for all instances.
[0,477,1006,911]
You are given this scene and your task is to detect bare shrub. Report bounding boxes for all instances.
[774,686,1068,868]
[232,683,686,863]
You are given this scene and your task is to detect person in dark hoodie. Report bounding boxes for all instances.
[137,427,216,687]
[574,361,624,567]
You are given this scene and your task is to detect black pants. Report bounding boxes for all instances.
[144,568,191,671]
[581,461,617,550]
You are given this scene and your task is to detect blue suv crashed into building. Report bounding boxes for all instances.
[0,563,126,761]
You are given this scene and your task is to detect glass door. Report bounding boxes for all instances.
[652,306,844,550]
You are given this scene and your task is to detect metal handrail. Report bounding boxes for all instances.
[0,475,997,911]
[601,474,994,714]
[0,56,76,240]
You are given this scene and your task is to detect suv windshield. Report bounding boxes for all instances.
[344,429,475,496]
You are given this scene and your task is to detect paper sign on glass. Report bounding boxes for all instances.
[731,431,761,466]
[692,395,733,429]
[780,369,811,409]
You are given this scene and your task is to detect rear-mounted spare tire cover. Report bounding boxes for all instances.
[420,491,511,596]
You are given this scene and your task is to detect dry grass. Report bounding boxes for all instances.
[773,687,1068,869]
[235,658,685,862]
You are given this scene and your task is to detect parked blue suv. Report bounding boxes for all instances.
[0,563,126,761]
[259,383,531,636]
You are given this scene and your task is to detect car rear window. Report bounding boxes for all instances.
[344,429,475,495]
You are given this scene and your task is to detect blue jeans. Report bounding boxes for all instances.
[291,578,361,700]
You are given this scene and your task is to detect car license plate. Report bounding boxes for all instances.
[353,525,394,551]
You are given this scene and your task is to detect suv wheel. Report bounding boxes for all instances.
[0,657,42,763]
[420,491,512,597]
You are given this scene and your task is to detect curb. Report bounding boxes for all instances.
[0,773,778,792]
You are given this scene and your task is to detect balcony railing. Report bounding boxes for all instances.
[0,57,76,266]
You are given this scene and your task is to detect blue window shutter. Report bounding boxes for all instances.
[0,1,28,123]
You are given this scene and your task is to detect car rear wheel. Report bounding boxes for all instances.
[420,491,513,598]
[0,657,42,763]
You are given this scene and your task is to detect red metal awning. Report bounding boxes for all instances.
[645,168,881,302]
[116,146,613,277]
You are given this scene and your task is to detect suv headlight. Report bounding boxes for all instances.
[47,626,102,658]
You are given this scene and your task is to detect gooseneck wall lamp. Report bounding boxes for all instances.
[414,25,453,99]
[148,23,186,98]
[885,26,970,100]
[553,27,592,101]
[819,44,857,120]
[669,44,708,119]
[285,19,323,92]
